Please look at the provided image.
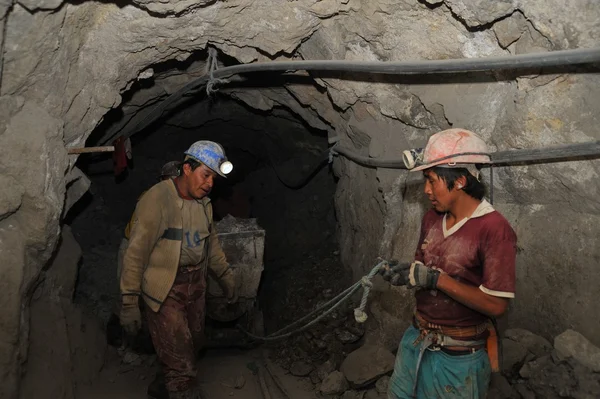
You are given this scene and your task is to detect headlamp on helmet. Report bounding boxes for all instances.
[220,160,233,175]
[402,148,424,169]
[184,140,233,178]
[408,129,491,173]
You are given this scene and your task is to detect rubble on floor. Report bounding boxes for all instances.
[264,248,357,370]
[263,248,393,398]
[270,312,600,399]
[340,345,394,388]
[320,371,349,396]
[489,328,600,399]
[554,329,600,372]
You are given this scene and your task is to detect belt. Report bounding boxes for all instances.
[441,346,484,356]
[413,312,489,339]
[410,313,488,398]
[179,264,205,273]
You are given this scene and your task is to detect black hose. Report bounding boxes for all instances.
[269,151,330,190]
[210,47,600,78]
[100,47,600,145]
[492,140,600,165]
[332,145,408,169]
[331,140,600,169]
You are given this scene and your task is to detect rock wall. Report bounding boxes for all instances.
[1,0,599,397]
[292,1,600,349]
[19,226,106,399]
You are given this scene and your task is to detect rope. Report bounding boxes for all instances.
[238,260,388,342]
[353,261,386,323]
[206,47,229,95]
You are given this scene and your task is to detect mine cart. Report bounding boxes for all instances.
[205,216,265,347]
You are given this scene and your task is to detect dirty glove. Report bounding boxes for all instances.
[219,268,238,304]
[120,295,142,336]
[380,260,440,290]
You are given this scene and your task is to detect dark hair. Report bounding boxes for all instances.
[432,166,486,200]
[181,159,201,175]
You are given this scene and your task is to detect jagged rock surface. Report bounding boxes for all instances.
[1,1,600,398]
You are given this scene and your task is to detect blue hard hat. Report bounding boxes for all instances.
[184,140,233,177]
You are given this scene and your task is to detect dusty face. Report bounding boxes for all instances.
[183,163,217,199]
[423,169,459,212]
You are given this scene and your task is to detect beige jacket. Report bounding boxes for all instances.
[120,179,229,312]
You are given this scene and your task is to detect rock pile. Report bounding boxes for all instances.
[490,328,600,399]
[268,280,394,398]
[317,344,393,399]
[275,321,600,398]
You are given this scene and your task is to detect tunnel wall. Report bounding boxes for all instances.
[1,1,599,397]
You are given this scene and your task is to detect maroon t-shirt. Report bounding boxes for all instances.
[415,207,517,326]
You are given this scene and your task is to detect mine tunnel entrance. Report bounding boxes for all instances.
[63,88,358,396]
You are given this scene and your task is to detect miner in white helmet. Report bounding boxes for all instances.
[381,129,517,399]
[120,141,237,399]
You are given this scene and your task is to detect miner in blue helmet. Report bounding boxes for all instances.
[120,140,237,399]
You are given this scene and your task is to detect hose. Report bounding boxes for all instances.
[269,150,330,190]
[330,140,600,169]
[99,47,600,145]
[331,145,408,169]
[208,47,600,78]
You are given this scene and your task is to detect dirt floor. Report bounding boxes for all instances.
[77,347,319,399]
[72,246,360,398]
[70,243,361,399]
[67,156,354,399]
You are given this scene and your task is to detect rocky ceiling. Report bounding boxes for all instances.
[1,0,600,398]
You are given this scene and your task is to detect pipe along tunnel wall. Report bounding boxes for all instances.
[1,1,600,397]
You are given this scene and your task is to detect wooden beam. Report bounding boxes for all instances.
[67,146,115,154]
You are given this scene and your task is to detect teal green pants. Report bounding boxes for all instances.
[388,326,491,399]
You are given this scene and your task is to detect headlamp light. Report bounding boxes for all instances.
[402,148,424,169]
[220,160,233,175]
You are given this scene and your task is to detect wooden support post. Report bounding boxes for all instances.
[67,146,115,154]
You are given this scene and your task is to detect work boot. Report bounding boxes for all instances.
[147,372,169,399]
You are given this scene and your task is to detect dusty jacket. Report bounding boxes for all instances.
[120,179,229,312]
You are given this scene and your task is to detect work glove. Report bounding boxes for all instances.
[380,260,441,290]
[219,268,238,304]
[120,295,142,336]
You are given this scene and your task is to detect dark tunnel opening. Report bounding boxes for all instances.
[65,93,355,358]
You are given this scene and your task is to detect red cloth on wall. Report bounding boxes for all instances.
[113,136,128,176]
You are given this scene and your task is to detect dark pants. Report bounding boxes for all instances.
[146,267,207,392]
